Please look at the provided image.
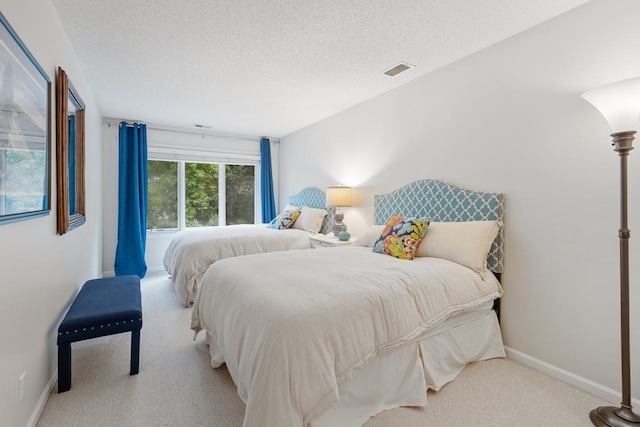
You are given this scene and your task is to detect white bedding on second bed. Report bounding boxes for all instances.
[163,224,312,304]
[191,246,503,427]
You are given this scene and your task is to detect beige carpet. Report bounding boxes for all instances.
[37,272,607,427]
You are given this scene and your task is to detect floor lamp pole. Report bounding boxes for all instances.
[590,130,640,427]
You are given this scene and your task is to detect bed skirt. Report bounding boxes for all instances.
[204,303,504,427]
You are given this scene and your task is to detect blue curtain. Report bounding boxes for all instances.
[260,137,276,223]
[68,115,76,214]
[115,122,148,278]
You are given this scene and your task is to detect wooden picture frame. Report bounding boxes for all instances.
[56,67,86,234]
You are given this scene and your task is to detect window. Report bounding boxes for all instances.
[147,159,256,230]
[147,160,178,229]
[185,162,219,227]
[226,164,255,225]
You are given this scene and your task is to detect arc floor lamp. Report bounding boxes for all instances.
[582,77,640,427]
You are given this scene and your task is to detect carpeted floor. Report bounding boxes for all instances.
[37,272,607,427]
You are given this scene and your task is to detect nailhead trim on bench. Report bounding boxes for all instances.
[57,275,142,394]
[58,318,143,336]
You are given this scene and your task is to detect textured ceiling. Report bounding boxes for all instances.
[51,0,589,138]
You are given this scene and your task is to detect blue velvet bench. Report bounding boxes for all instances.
[57,275,142,393]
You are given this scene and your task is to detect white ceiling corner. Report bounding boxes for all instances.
[51,0,590,138]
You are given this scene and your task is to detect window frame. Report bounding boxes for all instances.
[147,157,259,232]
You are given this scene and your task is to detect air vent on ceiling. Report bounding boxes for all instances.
[193,123,211,129]
[382,62,415,77]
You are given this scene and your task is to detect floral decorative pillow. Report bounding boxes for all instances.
[372,215,429,260]
[269,209,301,230]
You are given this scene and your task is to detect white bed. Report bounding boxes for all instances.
[191,179,506,427]
[163,187,333,305]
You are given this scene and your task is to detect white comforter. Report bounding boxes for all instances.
[191,246,503,427]
[163,224,312,304]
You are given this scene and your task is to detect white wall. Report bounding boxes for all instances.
[0,1,102,426]
[280,0,640,403]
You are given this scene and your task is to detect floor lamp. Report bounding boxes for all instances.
[582,77,640,427]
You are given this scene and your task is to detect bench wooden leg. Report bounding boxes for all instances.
[58,343,72,393]
[130,329,140,375]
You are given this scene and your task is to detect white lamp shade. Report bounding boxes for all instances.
[581,77,640,133]
[326,186,353,207]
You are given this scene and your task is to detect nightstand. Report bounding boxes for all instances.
[308,233,354,248]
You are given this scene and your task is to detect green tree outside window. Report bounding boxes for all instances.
[147,159,254,230]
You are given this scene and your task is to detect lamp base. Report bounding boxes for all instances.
[332,208,346,235]
[591,406,640,427]
[332,221,347,236]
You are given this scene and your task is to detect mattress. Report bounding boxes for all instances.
[192,246,503,427]
[163,224,312,304]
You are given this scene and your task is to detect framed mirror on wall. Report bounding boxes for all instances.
[56,67,85,234]
[0,12,52,226]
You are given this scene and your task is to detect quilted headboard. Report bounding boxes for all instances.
[374,179,505,273]
[288,187,334,235]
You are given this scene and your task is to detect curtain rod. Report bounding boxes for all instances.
[106,121,265,143]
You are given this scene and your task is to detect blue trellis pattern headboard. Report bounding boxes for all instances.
[288,187,334,234]
[374,180,505,273]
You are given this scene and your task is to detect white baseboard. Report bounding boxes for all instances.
[505,346,640,407]
[27,265,167,427]
[27,369,56,427]
[24,343,636,425]
[101,267,165,278]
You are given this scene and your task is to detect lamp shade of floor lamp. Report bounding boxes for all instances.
[582,77,640,427]
[326,186,353,235]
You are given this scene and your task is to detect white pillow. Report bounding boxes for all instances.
[291,206,328,233]
[282,204,299,213]
[415,220,502,273]
[352,225,385,247]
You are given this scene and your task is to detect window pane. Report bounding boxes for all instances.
[185,162,219,227]
[225,164,255,225]
[147,160,178,229]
